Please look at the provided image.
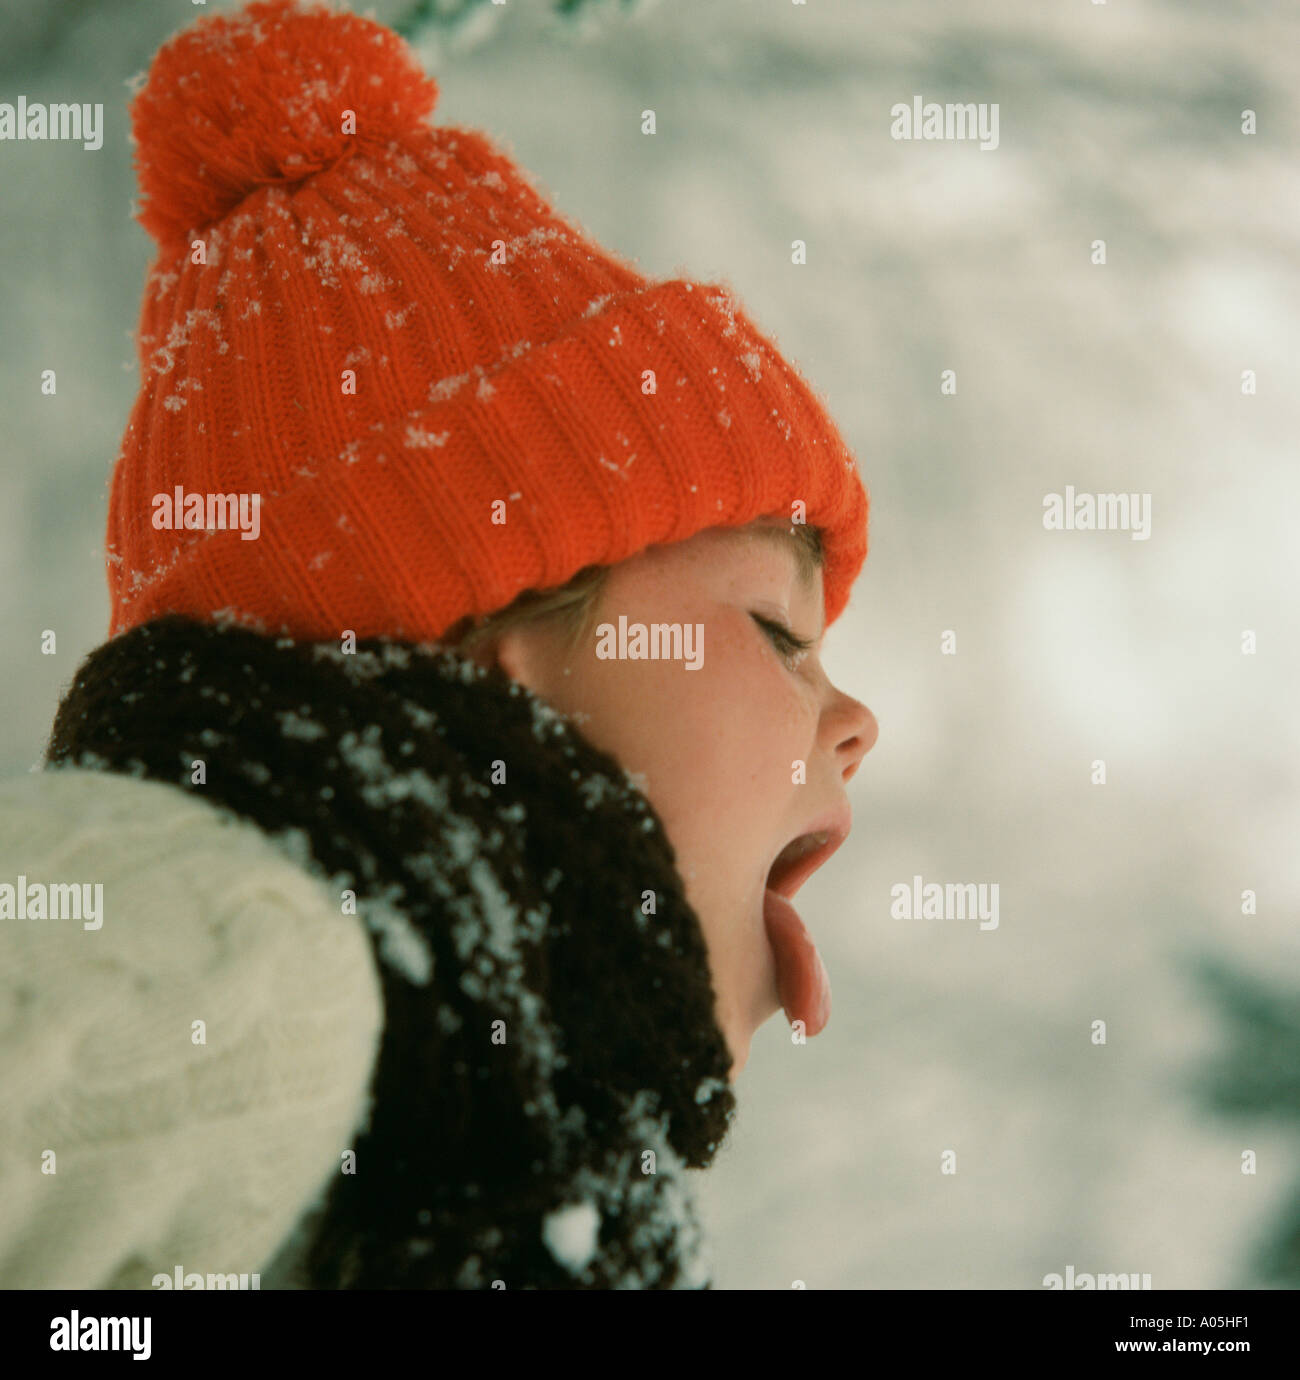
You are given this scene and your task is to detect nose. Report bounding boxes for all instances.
[825,688,877,785]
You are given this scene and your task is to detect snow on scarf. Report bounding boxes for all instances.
[44,614,737,1288]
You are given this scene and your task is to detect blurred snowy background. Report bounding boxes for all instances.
[2,0,1298,1288]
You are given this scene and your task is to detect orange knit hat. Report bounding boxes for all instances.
[109,0,868,643]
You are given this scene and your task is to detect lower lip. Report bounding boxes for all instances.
[762,888,831,1036]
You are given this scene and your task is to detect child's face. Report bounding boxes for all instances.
[484,524,877,1080]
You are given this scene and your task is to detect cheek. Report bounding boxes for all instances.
[705,616,812,758]
[644,615,808,792]
[558,613,808,855]
[652,623,809,869]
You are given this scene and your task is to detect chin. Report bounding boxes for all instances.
[727,1036,751,1082]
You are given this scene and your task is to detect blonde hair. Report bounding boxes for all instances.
[447,517,824,657]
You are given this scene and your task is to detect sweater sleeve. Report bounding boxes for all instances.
[0,768,384,1289]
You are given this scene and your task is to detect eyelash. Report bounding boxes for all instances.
[752,614,814,668]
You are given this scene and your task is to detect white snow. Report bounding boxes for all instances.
[404,424,451,448]
[361,886,435,987]
[540,1200,601,1275]
[277,710,327,742]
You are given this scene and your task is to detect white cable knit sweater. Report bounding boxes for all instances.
[0,768,384,1289]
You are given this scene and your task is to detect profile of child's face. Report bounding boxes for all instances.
[480,523,877,1080]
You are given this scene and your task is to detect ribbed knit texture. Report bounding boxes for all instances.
[43,614,738,1288]
[108,0,869,645]
[0,769,384,1289]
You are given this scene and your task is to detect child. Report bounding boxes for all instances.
[0,0,875,1289]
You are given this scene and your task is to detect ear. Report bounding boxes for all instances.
[494,624,535,686]
[466,624,532,688]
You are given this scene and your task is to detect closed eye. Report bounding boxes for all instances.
[752,613,814,669]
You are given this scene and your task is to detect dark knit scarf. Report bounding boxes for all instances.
[45,614,737,1289]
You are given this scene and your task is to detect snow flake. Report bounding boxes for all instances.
[362,885,435,986]
[529,697,565,735]
[337,722,386,776]
[209,607,266,633]
[69,749,110,771]
[268,824,315,872]
[520,903,549,941]
[740,350,763,382]
[694,1076,728,1106]
[577,774,614,810]
[541,1201,601,1275]
[428,371,470,403]
[463,855,518,966]
[405,425,451,449]
[439,816,482,872]
[148,308,228,376]
[373,764,452,813]
[482,225,569,271]
[403,702,437,730]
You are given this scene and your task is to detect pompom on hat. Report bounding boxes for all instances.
[109,0,869,643]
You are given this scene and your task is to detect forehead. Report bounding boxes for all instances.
[714,523,820,589]
[623,525,826,629]
[634,522,822,595]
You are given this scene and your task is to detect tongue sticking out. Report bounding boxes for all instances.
[763,889,831,1036]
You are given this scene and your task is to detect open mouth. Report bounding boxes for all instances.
[761,810,851,1038]
[765,815,850,900]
